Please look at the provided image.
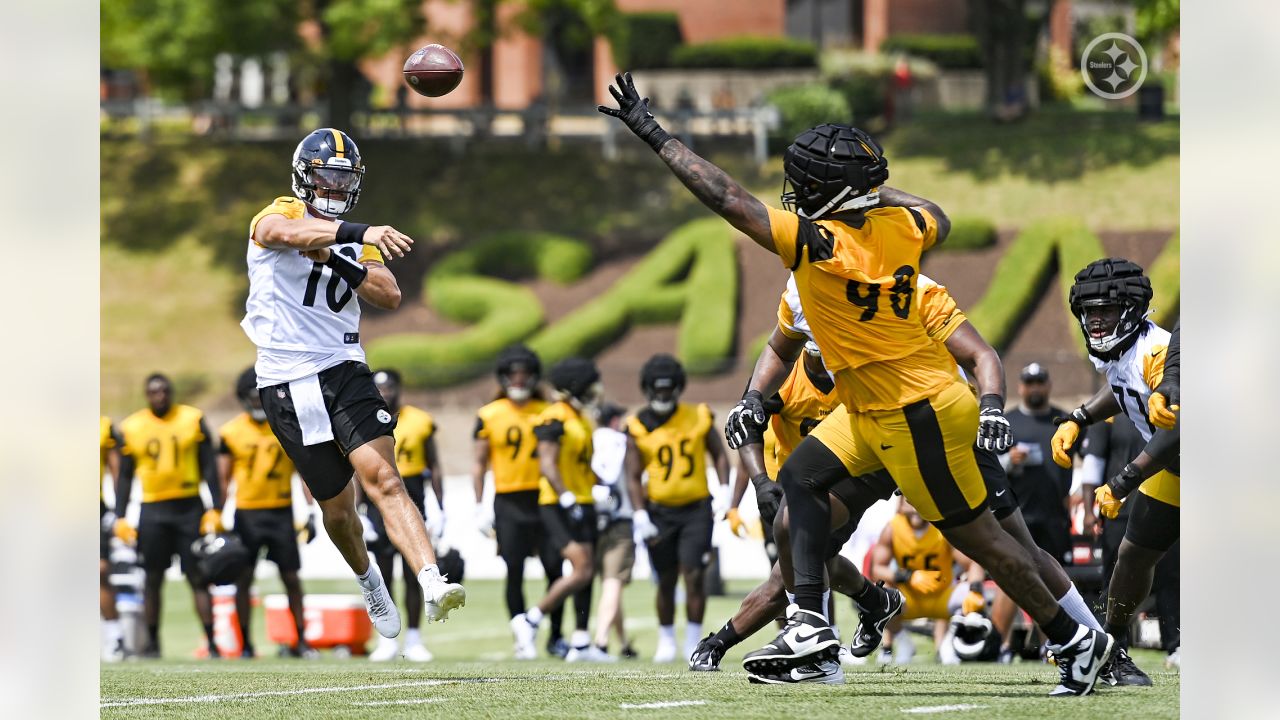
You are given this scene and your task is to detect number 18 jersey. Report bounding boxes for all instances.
[241,196,384,386]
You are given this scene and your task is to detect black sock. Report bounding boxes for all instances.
[146,624,159,647]
[1042,608,1080,647]
[204,623,216,644]
[851,578,883,611]
[794,583,826,617]
[1106,622,1130,649]
[713,620,741,648]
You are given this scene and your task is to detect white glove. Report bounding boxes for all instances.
[559,491,577,510]
[591,484,613,508]
[101,510,117,535]
[425,506,445,541]
[711,489,731,519]
[474,503,495,538]
[359,513,378,543]
[632,509,658,544]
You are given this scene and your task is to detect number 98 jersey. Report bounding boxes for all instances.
[627,403,714,507]
[241,197,384,386]
[1089,322,1171,443]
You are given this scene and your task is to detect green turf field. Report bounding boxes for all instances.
[100,578,1179,718]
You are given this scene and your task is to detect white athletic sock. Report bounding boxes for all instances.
[684,622,702,653]
[823,589,831,619]
[786,591,796,606]
[658,625,676,645]
[357,565,379,590]
[526,607,544,626]
[571,629,591,648]
[405,628,422,647]
[417,564,440,587]
[103,619,123,646]
[1058,583,1103,631]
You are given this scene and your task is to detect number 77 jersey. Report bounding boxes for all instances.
[1090,322,1171,442]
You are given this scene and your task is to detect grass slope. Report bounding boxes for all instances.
[101,578,1178,719]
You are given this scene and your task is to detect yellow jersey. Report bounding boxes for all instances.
[763,425,781,479]
[769,362,839,468]
[219,412,295,510]
[120,405,207,503]
[475,398,548,494]
[534,401,596,505]
[393,405,436,478]
[767,205,958,412]
[100,416,117,499]
[890,513,954,588]
[627,403,715,507]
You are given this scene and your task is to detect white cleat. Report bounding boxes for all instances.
[748,658,846,684]
[1047,627,1114,697]
[404,642,434,662]
[420,567,466,623]
[360,568,401,639]
[510,613,538,660]
[838,645,866,667]
[566,645,617,663]
[369,636,399,662]
[653,637,678,663]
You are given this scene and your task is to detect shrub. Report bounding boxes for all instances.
[1147,231,1179,326]
[821,51,938,124]
[431,231,592,285]
[675,219,738,373]
[941,217,998,250]
[614,12,683,70]
[765,84,851,142]
[880,34,982,69]
[671,36,817,70]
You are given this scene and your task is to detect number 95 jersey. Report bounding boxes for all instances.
[240,197,384,385]
[627,403,714,507]
[1089,321,1171,443]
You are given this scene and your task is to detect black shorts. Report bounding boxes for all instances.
[495,490,545,561]
[137,497,204,574]
[1026,517,1073,566]
[259,361,395,501]
[648,497,713,574]
[234,507,301,572]
[540,503,598,552]
[1124,491,1180,552]
[366,474,426,558]
[100,501,111,561]
[975,447,1018,520]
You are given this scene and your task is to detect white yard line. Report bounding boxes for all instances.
[901,704,989,714]
[619,700,708,710]
[352,698,445,706]
[100,678,499,708]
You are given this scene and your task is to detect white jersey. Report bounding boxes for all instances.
[240,197,384,386]
[591,426,633,518]
[1088,322,1170,442]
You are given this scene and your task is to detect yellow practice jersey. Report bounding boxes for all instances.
[475,398,548,494]
[393,405,435,478]
[219,412,295,510]
[534,401,595,505]
[100,416,117,499]
[769,362,840,467]
[627,403,715,507]
[120,405,207,503]
[763,425,781,479]
[890,513,954,588]
[768,205,959,412]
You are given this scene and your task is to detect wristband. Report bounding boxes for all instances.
[979,394,1004,412]
[1108,462,1144,499]
[326,250,368,288]
[334,221,370,245]
[1069,406,1095,426]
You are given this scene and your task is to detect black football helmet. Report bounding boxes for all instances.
[235,367,266,422]
[782,124,889,219]
[1068,258,1153,359]
[495,344,542,402]
[372,368,402,410]
[291,128,366,217]
[190,533,252,586]
[640,354,685,413]
[548,357,601,406]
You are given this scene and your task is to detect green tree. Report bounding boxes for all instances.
[967,0,1048,120]
[1135,0,1179,46]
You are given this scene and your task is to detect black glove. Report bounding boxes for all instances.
[299,514,317,545]
[597,72,673,153]
[726,390,768,450]
[751,474,784,524]
[977,394,1013,452]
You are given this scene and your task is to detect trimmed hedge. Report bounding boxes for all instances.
[671,36,817,70]
[880,34,982,69]
[431,231,592,285]
[530,218,737,374]
[1148,231,1180,326]
[942,216,998,250]
[765,84,851,142]
[614,11,683,70]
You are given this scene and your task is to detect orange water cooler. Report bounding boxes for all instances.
[265,594,372,656]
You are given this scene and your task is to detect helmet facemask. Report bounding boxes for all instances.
[1076,299,1148,354]
[293,158,364,217]
[645,379,681,415]
[499,363,538,403]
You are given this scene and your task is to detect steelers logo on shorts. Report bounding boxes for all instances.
[377,409,392,424]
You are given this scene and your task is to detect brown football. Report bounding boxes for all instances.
[403,43,464,98]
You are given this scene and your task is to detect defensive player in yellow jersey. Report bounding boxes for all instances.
[472,346,569,658]
[625,355,732,662]
[600,75,1110,695]
[363,368,443,662]
[217,368,318,660]
[1050,259,1181,687]
[510,358,602,660]
[100,417,125,662]
[113,373,225,658]
[871,499,985,664]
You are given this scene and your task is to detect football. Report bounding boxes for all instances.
[403,43,465,98]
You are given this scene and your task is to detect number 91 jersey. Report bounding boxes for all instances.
[240,197,384,385]
[627,403,714,507]
[1089,322,1171,442]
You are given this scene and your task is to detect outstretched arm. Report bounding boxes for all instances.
[878,187,951,244]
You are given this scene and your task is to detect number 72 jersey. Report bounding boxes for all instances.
[1090,322,1171,442]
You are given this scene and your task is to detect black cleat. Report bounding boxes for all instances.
[207,643,222,659]
[848,581,905,658]
[688,635,727,672]
[1048,627,1114,697]
[620,643,639,660]
[1100,646,1153,687]
[240,643,256,659]
[742,605,840,675]
[546,636,570,660]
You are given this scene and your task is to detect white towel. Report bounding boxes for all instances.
[289,373,334,445]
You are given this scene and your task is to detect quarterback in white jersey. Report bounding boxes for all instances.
[1049,258,1181,687]
[244,128,465,642]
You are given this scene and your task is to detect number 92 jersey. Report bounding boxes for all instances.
[240,197,384,385]
[1089,322,1171,443]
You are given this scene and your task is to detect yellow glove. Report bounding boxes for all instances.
[1094,485,1123,520]
[200,509,225,535]
[726,508,747,538]
[961,590,986,615]
[1050,420,1080,468]
[113,518,137,545]
[908,570,945,595]
[1147,392,1179,431]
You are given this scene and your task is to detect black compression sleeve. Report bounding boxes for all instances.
[326,250,368,288]
[115,456,135,516]
[334,221,370,245]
